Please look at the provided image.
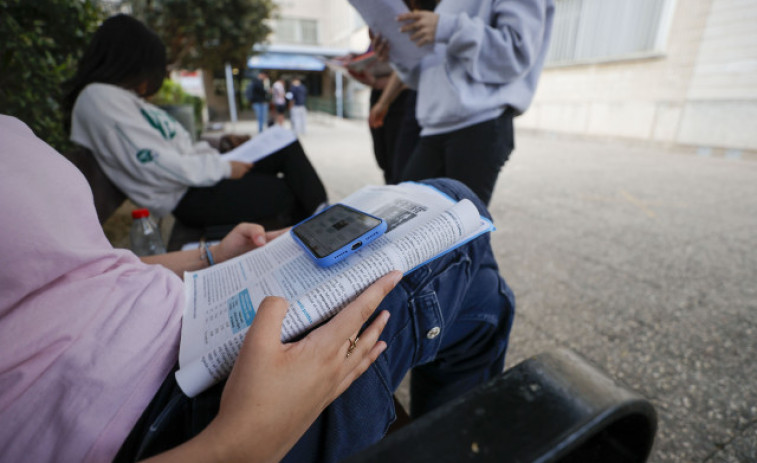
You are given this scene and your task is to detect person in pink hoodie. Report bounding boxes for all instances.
[0,114,515,463]
[0,112,402,462]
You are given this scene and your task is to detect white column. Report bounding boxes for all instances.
[225,63,238,124]
[335,71,344,119]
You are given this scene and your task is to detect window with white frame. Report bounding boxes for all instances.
[272,18,319,45]
[300,19,318,44]
[546,0,677,66]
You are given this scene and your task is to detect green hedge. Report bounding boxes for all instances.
[150,78,205,135]
[0,0,102,152]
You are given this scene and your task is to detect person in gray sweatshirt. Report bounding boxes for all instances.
[382,0,554,205]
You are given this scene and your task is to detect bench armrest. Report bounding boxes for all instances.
[345,349,657,463]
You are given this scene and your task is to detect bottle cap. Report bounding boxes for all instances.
[131,208,150,219]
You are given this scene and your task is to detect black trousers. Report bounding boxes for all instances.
[392,90,421,184]
[400,111,514,206]
[369,89,421,185]
[173,140,327,229]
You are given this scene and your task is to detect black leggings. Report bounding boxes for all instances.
[369,89,421,185]
[173,141,327,229]
[400,111,514,206]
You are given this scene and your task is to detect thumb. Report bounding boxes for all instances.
[235,223,267,247]
[246,296,289,346]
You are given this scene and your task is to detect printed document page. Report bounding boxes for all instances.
[348,0,432,70]
[220,125,297,163]
[176,182,493,396]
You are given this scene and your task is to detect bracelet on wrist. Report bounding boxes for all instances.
[203,242,215,266]
[198,239,215,267]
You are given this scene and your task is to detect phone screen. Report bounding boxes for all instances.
[292,205,383,258]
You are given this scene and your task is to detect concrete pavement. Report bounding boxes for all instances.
[225,113,757,462]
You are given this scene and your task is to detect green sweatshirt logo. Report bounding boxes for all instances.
[115,124,158,165]
[115,123,191,183]
[136,149,155,163]
[140,108,177,140]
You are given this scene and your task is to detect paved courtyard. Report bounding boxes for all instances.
[218,112,757,462]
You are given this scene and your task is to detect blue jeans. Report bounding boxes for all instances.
[115,178,515,463]
[253,102,268,133]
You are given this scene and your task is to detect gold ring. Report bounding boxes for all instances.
[346,336,359,358]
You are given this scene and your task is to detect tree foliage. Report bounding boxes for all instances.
[0,0,103,151]
[0,0,273,147]
[129,0,275,71]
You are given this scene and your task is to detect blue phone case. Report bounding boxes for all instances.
[290,205,387,267]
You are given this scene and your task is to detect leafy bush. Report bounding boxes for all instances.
[149,78,205,137]
[0,0,102,152]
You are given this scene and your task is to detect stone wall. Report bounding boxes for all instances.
[518,0,757,152]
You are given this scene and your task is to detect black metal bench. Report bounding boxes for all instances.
[347,349,657,463]
[62,146,209,250]
[62,146,128,225]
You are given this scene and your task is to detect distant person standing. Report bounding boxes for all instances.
[377,0,555,205]
[289,78,308,135]
[348,28,414,185]
[271,78,287,126]
[365,0,433,184]
[245,71,271,133]
[365,72,419,185]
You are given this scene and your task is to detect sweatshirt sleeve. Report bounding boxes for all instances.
[73,85,231,189]
[392,62,422,90]
[435,0,551,85]
[111,116,231,188]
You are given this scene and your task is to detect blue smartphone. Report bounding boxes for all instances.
[291,204,387,267]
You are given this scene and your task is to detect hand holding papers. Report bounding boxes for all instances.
[325,51,393,79]
[348,0,432,70]
[220,125,298,164]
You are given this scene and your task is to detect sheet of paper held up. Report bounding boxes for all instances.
[220,125,297,164]
[348,0,432,70]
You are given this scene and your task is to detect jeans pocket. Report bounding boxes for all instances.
[410,290,445,365]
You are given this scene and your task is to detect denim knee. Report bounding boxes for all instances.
[407,260,515,416]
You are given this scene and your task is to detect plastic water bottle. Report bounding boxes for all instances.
[130,209,166,256]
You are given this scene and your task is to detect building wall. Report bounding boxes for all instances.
[270,0,329,44]
[272,0,367,50]
[518,0,757,151]
[271,0,372,116]
[319,0,370,51]
[680,0,757,150]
